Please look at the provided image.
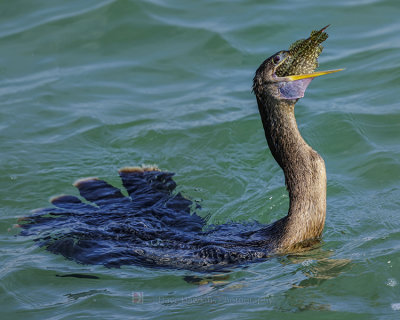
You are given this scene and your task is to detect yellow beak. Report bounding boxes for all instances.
[285,69,344,81]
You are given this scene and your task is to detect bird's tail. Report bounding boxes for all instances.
[19,166,205,267]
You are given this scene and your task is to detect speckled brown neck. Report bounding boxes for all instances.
[256,96,327,251]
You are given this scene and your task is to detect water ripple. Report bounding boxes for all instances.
[1,0,400,318]
[0,0,116,39]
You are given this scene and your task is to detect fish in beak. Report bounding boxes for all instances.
[273,25,343,100]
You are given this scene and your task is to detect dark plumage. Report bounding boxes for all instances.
[20,27,342,271]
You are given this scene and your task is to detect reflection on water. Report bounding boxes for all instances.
[283,248,352,287]
[65,289,110,302]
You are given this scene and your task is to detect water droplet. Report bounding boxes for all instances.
[301,259,313,266]
[386,278,397,287]
[391,303,400,311]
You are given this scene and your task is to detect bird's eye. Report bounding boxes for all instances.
[273,54,281,65]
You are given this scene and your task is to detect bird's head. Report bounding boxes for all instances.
[253,25,343,102]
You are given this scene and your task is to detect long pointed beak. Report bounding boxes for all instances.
[285,69,344,81]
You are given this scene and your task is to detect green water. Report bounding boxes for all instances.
[1,0,400,318]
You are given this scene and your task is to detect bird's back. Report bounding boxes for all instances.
[20,166,272,271]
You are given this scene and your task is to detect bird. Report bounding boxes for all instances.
[20,26,343,271]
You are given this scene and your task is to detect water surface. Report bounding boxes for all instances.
[1,0,400,319]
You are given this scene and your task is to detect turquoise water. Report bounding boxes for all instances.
[1,0,400,318]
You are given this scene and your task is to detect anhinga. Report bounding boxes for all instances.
[21,26,343,271]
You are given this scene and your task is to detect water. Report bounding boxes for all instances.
[1,0,400,318]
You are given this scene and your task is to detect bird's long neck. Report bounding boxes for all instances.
[257,97,326,251]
